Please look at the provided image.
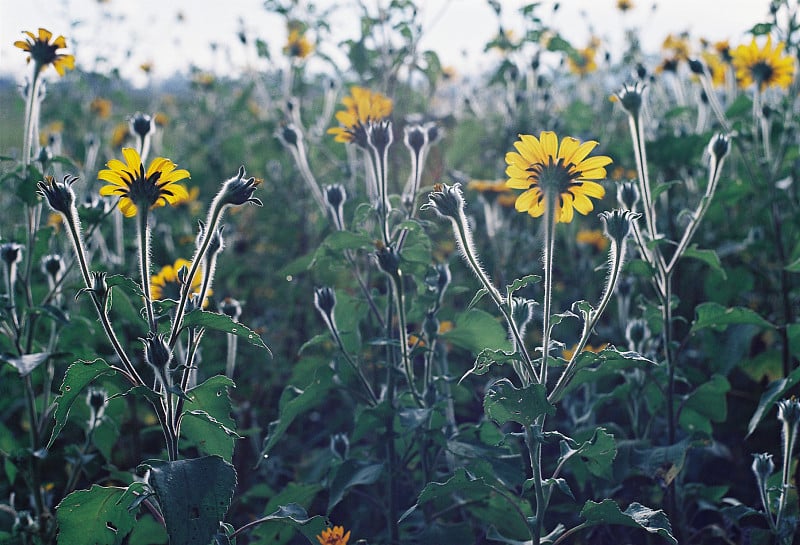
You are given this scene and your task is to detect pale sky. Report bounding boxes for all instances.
[0,0,769,86]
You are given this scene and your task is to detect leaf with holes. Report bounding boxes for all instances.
[484,379,554,427]
[144,456,237,545]
[56,484,146,545]
[181,310,271,354]
[580,499,676,544]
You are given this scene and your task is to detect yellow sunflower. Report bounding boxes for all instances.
[732,36,795,91]
[327,86,393,144]
[616,0,634,11]
[98,148,190,217]
[14,28,75,76]
[283,29,314,59]
[316,526,350,545]
[567,46,598,76]
[505,132,612,223]
[701,51,727,87]
[150,258,210,303]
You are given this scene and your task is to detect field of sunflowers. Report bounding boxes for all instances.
[1,1,800,544]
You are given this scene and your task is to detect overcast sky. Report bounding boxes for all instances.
[0,0,770,85]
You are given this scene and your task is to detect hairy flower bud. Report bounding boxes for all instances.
[422,183,465,221]
[614,82,647,118]
[0,243,24,266]
[37,175,79,216]
[599,209,639,247]
[129,112,155,139]
[217,166,263,208]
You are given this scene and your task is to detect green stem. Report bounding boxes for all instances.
[21,68,41,168]
[539,203,556,386]
[388,269,424,407]
[137,211,157,333]
[527,424,546,545]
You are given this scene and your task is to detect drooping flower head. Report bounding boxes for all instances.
[327,86,393,147]
[505,132,612,223]
[316,525,350,545]
[98,148,190,217]
[14,28,75,76]
[732,35,795,91]
[567,46,598,76]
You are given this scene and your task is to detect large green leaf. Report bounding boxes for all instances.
[484,379,554,427]
[691,302,774,333]
[560,428,617,480]
[747,365,800,437]
[553,346,655,401]
[327,460,384,512]
[184,376,236,428]
[679,374,730,434]
[249,503,328,545]
[48,359,122,448]
[180,377,238,459]
[399,469,495,523]
[460,348,521,381]
[56,484,144,545]
[145,456,237,545]
[580,499,676,544]
[181,310,271,354]
[440,309,512,355]
[259,366,334,458]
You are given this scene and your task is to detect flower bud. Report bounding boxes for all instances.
[89,271,109,300]
[777,397,800,426]
[374,243,400,277]
[41,254,65,282]
[367,120,394,155]
[330,433,350,461]
[313,286,337,320]
[0,243,24,266]
[37,175,79,216]
[217,166,263,208]
[129,112,155,139]
[219,297,242,322]
[403,124,428,156]
[421,183,466,221]
[688,58,705,75]
[708,133,731,165]
[614,82,647,118]
[142,333,173,389]
[324,184,347,231]
[617,181,640,211]
[599,209,639,247]
[751,452,775,484]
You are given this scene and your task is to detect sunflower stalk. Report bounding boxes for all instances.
[137,211,158,334]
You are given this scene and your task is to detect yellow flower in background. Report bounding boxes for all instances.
[283,28,314,59]
[505,132,611,223]
[662,33,691,61]
[576,229,610,252]
[567,46,598,76]
[150,258,210,303]
[616,0,634,12]
[327,86,393,144]
[98,147,190,217]
[90,97,113,119]
[701,51,728,87]
[316,526,350,545]
[562,343,608,360]
[732,35,795,91]
[14,28,75,76]
[110,122,130,148]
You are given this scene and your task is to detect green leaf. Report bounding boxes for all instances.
[691,302,774,333]
[399,469,494,523]
[184,376,236,429]
[679,375,730,434]
[560,428,617,480]
[554,346,655,401]
[786,255,800,273]
[49,359,121,448]
[484,379,554,427]
[683,245,726,279]
[460,348,520,382]
[144,456,237,545]
[258,366,334,458]
[56,484,144,545]
[1,352,50,377]
[440,309,511,354]
[127,514,168,545]
[321,230,373,252]
[106,274,144,298]
[181,310,271,354]
[327,460,384,512]
[505,274,541,300]
[466,287,489,310]
[629,438,692,487]
[747,365,800,437]
[580,499,677,544]
[749,22,773,35]
[180,411,238,461]
[250,503,328,544]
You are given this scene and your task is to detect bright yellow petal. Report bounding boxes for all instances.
[539,132,558,160]
[159,168,190,184]
[519,134,545,163]
[118,197,138,217]
[570,191,595,214]
[575,181,606,198]
[98,170,125,185]
[576,155,613,172]
[565,140,598,166]
[99,184,122,196]
[515,187,541,212]
[121,148,141,171]
[558,193,575,223]
[506,177,532,189]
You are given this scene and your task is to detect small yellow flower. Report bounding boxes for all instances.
[567,47,597,76]
[283,28,314,59]
[505,132,612,223]
[732,35,795,91]
[562,343,608,360]
[90,97,113,119]
[98,148,190,217]
[576,229,609,252]
[110,123,130,148]
[14,28,75,76]
[150,258,210,303]
[662,33,691,61]
[139,61,153,74]
[408,320,454,348]
[327,86,393,144]
[701,51,728,87]
[316,526,350,545]
[153,112,169,128]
